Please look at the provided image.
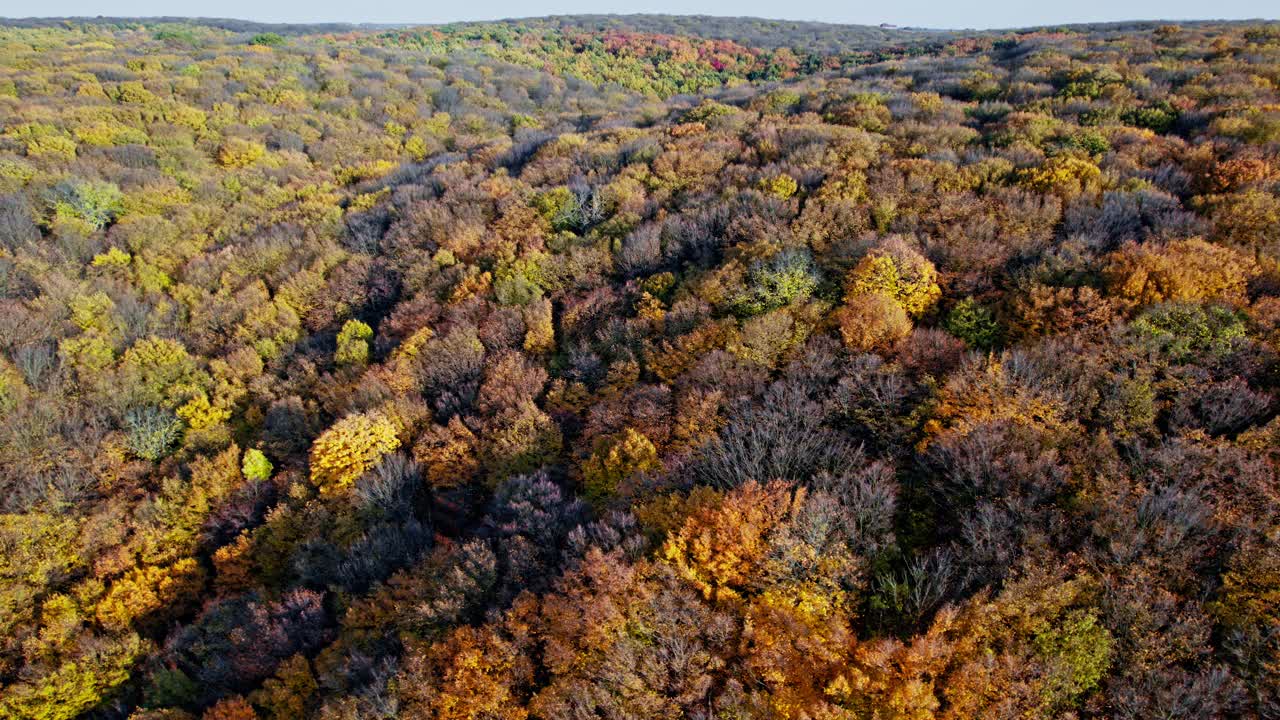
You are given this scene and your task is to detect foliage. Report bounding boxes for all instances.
[309,413,401,494]
[580,427,660,502]
[241,449,273,481]
[0,14,1276,720]
[1131,302,1247,361]
[844,240,942,318]
[731,248,821,317]
[125,406,184,461]
[945,297,1001,350]
[333,319,373,367]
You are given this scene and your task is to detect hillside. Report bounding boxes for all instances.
[0,15,1278,720]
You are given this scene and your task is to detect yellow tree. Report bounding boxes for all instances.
[580,427,661,502]
[309,412,401,494]
[844,239,941,319]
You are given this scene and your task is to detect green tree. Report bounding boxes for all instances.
[242,448,273,481]
[334,319,373,367]
[945,297,1001,350]
[125,406,183,461]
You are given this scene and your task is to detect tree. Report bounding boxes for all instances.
[581,427,661,502]
[202,696,257,720]
[125,406,183,461]
[49,179,124,232]
[1104,239,1256,309]
[250,654,317,720]
[945,297,1001,350]
[334,319,373,367]
[1130,302,1246,362]
[0,632,146,720]
[844,238,941,318]
[837,291,913,351]
[120,337,208,408]
[217,139,266,169]
[241,448,272,481]
[661,480,798,602]
[95,558,205,631]
[309,412,401,494]
[731,248,821,317]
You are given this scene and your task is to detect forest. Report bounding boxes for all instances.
[0,13,1278,720]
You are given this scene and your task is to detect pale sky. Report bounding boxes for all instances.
[3,0,1275,30]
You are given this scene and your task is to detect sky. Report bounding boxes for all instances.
[4,0,1276,30]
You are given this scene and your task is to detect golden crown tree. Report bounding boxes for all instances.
[309,412,401,495]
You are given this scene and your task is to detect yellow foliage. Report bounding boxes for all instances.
[404,135,429,161]
[837,292,912,351]
[522,298,555,354]
[27,134,78,160]
[175,392,231,431]
[1104,238,1257,308]
[120,336,208,407]
[69,292,117,334]
[413,416,480,488]
[1018,155,1102,194]
[581,427,661,501]
[349,187,390,212]
[0,357,27,410]
[926,355,1072,446]
[406,627,530,720]
[309,412,401,494]
[94,558,204,631]
[91,246,132,269]
[115,81,159,105]
[212,532,256,592]
[0,632,145,720]
[216,138,266,168]
[59,333,116,375]
[336,159,397,185]
[393,326,436,361]
[761,173,799,198]
[1,513,85,640]
[661,481,799,602]
[163,102,208,132]
[844,241,941,318]
[74,121,148,147]
[251,654,318,720]
[482,400,563,484]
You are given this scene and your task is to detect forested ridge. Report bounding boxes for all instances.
[0,15,1279,720]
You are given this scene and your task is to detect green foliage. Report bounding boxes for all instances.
[945,297,1001,350]
[1068,129,1111,155]
[1131,302,1247,361]
[1033,608,1113,711]
[242,448,273,481]
[154,27,200,46]
[249,32,286,47]
[731,248,820,317]
[49,179,124,231]
[493,256,549,306]
[125,406,183,461]
[334,319,373,367]
[145,667,201,708]
[1122,102,1179,133]
[683,100,738,122]
[532,187,583,233]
